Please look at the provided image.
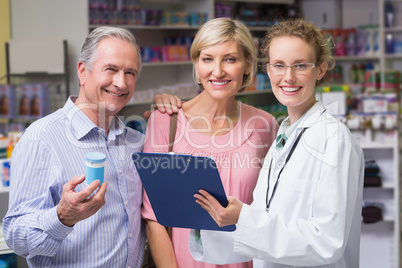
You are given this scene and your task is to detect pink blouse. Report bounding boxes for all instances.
[142,102,278,268]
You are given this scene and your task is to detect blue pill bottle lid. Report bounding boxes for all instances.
[86,152,106,164]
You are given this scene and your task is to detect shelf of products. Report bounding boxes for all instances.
[360,143,399,268]
[85,1,398,266]
[319,0,401,267]
[88,0,299,118]
[0,39,70,138]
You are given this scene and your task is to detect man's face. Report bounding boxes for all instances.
[77,37,139,118]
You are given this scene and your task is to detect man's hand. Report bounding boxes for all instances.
[143,93,183,119]
[194,189,243,227]
[57,174,108,227]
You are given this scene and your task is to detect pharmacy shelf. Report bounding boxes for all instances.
[384,53,402,59]
[360,142,398,149]
[223,0,294,3]
[384,26,402,33]
[334,56,380,62]
[0,185,9,194]
[142,61,192,67]
[89,24,200,30]
[125,89,273,107]
[0,249,13,255]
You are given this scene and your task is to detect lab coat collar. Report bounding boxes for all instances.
[298,101,327,130]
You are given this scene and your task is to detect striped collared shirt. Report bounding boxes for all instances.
[3,96,145,268]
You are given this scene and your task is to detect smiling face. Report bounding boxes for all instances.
[195,41,250,100]
[267,36,327,118]
[77,37,139,122]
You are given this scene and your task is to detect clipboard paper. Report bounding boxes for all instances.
[132,152,236,232]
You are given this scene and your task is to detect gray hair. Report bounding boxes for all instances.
[78,26,142,74]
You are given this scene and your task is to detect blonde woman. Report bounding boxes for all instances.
[142,18,278,268]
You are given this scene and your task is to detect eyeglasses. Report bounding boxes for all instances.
[265,63,316,75]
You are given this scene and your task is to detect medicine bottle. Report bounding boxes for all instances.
[85,152,106,185]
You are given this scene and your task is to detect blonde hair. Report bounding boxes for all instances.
[261,18,335,85]
[190,18,257,92]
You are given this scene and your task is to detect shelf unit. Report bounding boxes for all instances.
[1,39,70,137]
[88,0,296,118]
[5,39,70,98]
[360,139,399,268]
[318,0,401,267]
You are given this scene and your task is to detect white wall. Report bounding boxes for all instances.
[301,0,341,28]
[302,0,378,29]
[342,0,378,28]
[10,0,89,95]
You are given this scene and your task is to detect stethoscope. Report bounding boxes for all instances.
[265,108,327,212]
[265,127,308,212]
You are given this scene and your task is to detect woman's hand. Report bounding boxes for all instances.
[143,93,183,119]
[194,189,243,227]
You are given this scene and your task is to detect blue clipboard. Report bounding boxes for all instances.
[132,152,236,232]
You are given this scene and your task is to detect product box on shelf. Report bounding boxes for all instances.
[363,70,379,92]
[346,111,398,143]
[361,96,388,114]
[23,83,50,120]
[324,25,379,57]
[1,160,10,188]
[161,45,189,62]
[382,70,400,92]
[18,84,32,119]
[0,84,17,119]
[0,136,7,159]
[30,83,50,119]
[143,9,163,25]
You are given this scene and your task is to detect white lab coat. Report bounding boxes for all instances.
[190,102,364,268]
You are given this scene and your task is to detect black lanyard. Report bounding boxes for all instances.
[266,127,308,212]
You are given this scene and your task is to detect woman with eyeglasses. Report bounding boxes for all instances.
[191,18,364,267]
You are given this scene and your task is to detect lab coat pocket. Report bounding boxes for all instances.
[275,178,315,219]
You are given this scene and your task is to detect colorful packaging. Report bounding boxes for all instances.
[345,29,356,56]
[355,27,367,56]
[18,84,32,119]
[29,84,50,119]
[333,29,346,56]
[1,160,10,187]
[382,70,400,92]
[363,70,378,93]
[364,26,374,56]
[372,26,380,56]
[0,136,7,159]
[0,84,17,119]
